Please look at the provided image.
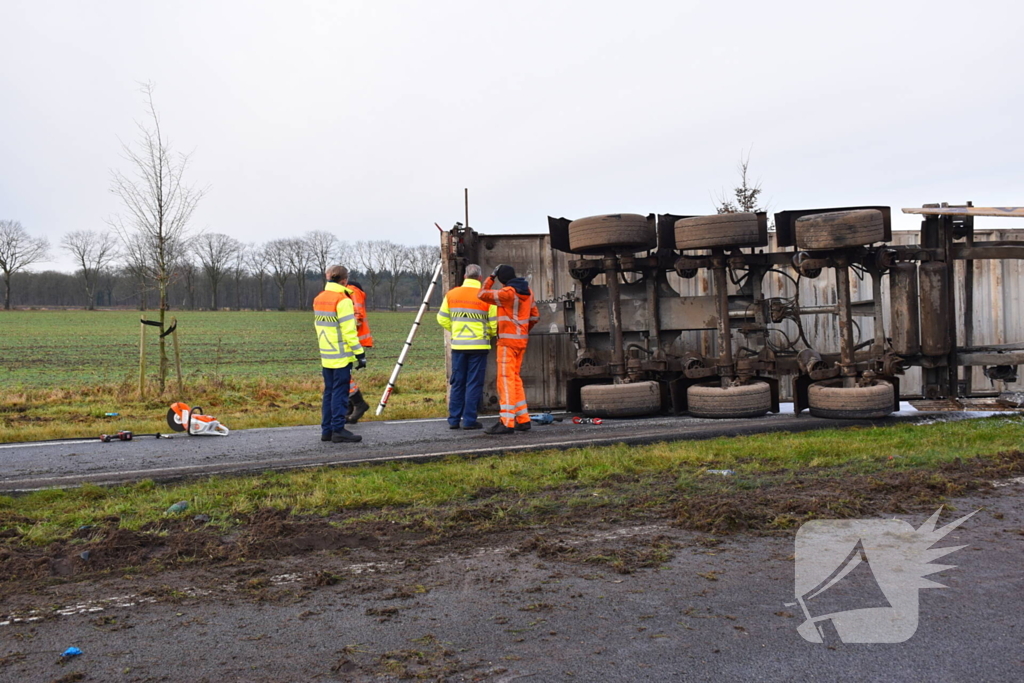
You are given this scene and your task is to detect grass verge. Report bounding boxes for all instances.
[0,369,446,443]
[3,415,1024,547]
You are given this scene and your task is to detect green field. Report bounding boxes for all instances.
[0,310,445,388]
[0,310,448,442]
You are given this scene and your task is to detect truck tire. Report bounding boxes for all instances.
[568,214,657,253]
[808,379,894,419]
[674,213,764,251]
[795,209,885,250]
[581,381,662,418]
[687,381,771,418]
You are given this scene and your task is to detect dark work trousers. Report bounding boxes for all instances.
[321,366,352,435]
[448,350,489,427]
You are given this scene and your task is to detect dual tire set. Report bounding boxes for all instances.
[579,381,775,420]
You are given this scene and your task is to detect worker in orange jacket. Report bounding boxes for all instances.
[348,281,375,348]
[478,264,540,434]
[344,281,373,423]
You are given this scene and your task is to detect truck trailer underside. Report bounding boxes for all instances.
[440,204,1024,420]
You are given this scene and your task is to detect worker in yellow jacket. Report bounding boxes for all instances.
[437,264,498,430]
[313,265,365,443]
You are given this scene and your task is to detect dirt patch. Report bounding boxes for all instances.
[2,452,1021,597]
[0,510,382,597]
[673,451,1024,533]
[242,508,379,556]
[516,533,679,574]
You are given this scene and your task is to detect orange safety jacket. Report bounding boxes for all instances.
[347,285,374,348]
[313,283,363,369]
[478,276,539,349]
[437,278,498,351]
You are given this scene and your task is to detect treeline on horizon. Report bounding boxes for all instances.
[1,230,443,312]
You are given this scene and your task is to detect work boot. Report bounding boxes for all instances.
[485,421,515,435]
[514,421,531,432]
[321,433,332,442]
[348,391,370,424]
[462,422,483,430]
[331,429,362,443]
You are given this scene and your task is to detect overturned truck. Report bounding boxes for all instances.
[440,205,1024,419]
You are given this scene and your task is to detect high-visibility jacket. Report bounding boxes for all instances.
[478,276,540,350]
[347,285,374,348]
[313,282,364,368]
[437,278,498,351]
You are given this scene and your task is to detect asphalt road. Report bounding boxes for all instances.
[0,405,992,492]
[1,482,1021,681]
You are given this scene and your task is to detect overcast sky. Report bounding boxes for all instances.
[2,0,1022,271]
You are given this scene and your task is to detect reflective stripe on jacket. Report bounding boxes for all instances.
[437,278,497,351]
[477,276,540,349]
[348,285,374,348]
[313,282,364,368]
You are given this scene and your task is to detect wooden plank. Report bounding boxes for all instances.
[902,206,1024,217]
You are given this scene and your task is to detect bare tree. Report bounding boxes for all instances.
[121,232,151,310]
[715,149,765,215]
[178,253,200,310]
[409,244,439,299]
[230,243,248,310]
[353,240,388,311]
[109,82,206,391]
[0,220,50,309]
[306,230,341,281]
[195,233,241,310]
[382,242,412,311]
[246,243,269,311]
[265,239,293,311]
[61,230,119,310]
[285,238,314,308]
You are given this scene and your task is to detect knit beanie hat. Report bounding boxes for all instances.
[496,265,516,284]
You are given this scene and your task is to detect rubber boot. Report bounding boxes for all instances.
[485,421,515,435]
[348,390,370,424]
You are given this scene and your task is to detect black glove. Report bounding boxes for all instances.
[355,354,366,370]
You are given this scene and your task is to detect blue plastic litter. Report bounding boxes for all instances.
[61,647,82,658]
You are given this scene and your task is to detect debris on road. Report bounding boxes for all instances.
[99,430,133,442]
[165,501,189,514]
[60,646,82,659]
[166,402,229,436]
